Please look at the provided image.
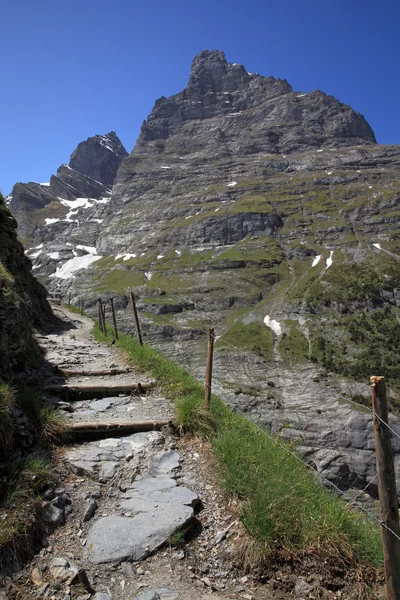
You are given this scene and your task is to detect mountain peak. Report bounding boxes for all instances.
[69,132,128,187]
[188,49,250,93]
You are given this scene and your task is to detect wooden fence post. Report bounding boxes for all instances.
[371,375,400,600]
[204,328,215,410]
[98,300,104,334]
[101,302,107,336]
[110,298,118,341]
[130,292,143,346]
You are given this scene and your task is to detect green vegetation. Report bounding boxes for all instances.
[0,455,52,550]
[93,324,384,567]
[0,260,14,289]
[310,307,400,388]
[278,321,309,362]
[218,320,274,360]
[0,383,64,552]
[93,269,145,293]
[29,200,68,224]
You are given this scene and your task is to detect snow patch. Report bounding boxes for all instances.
[50,254,102,280]
[77,245,97,255]
[263,315,282,336]
[297,93,307,97]
[160,166,171,169]
[317,149,323,153]
[185,215,193,220]
[40,182,50,186]
[326,250,334,269]
[45,218,60,225]
[326,171,333,175]
[47,252,60,260]
[115,253,136,261]
[312,255,321,267]
[145,272,153,280]
[157,254,164,260]
[373,243,381,250]
[175,250,181,256]
[29,249,43,258]
[227,181,237,187]
[215,208,221,212]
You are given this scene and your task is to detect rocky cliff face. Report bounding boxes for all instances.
[7,131,128,244]
[0,193,52,377]
[7,50,400,494]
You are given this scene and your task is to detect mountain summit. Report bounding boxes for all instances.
[138,49,375,156]
[6,51,400,494]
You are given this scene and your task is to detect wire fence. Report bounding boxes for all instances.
[70,293,400,582]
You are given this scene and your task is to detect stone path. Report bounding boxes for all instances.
[16,306,271,600]
[41,308,198,569]
[4,306,383,600]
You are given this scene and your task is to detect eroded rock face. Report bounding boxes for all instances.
[0,194,52,376]
[137,49,375,156]
[8,131,127,243]
[69,131,128,187]
[6,50,400,493]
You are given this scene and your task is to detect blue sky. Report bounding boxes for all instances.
[1,0,399,194]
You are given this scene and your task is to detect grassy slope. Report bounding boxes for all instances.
[93,323,384,568]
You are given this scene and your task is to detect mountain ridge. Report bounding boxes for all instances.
[6,49,400,494]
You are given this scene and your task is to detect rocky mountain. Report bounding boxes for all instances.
[7,50,400,495]
[0,193,52,377]
[7,131,127,244]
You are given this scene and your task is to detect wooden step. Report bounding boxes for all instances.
[58,367,133,376]
[44,382,155,399]
[64,419,172,441]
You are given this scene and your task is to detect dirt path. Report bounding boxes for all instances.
[7,307,280,600]
[4,307,382,600]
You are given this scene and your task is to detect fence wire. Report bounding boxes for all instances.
[79,296,400,553]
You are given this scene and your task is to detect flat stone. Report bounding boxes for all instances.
[135,591,161,600]
[87,398,113,412]
[149,451,180,476]
[121,478,177,497]
[120,485,198,512]
[87,498,194,564]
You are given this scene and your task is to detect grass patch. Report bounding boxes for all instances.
[93,323,384,567]
[0,383,64,556]
[0,454,53,550]
[278,321,309,362]
[218,320,274,360]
